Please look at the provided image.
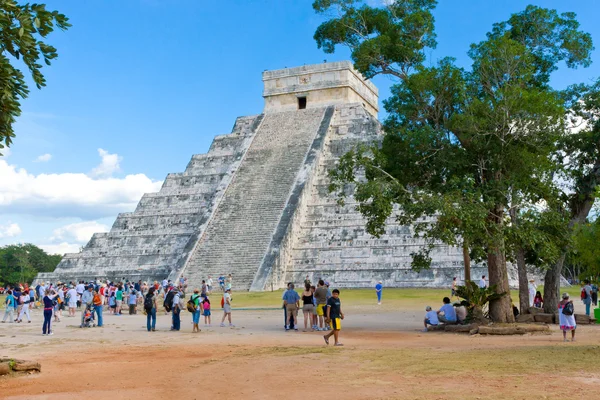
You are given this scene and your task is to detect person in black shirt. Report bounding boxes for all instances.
[324,289,344,346]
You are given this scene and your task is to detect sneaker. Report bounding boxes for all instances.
[220,323,225,327]
[294,328,298,331]
[421,328,428,332]
[48,332,54,336]
[229,323,235,327]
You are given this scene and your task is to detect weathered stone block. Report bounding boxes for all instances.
[528,307,544,315]
[575,314,591,324]
[533,314,554,323]
[517,314,535,323]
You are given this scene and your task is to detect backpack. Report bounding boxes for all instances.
[144,294,154,312]
[581,288,588,300]
[187,295,198,313]
[562,301,574,316]
[163,291,175,312]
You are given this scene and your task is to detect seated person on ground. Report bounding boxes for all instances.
[454,301,467,323]
[423,306,439,332]
[437,297,457,324]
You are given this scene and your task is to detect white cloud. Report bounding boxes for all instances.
[39,242,81,255]
[90,148,122,177]
[0,153,163,219]
[50,221,109,244]
[0,147,11,158]
[0,222,21,238]
[34,153,52,162]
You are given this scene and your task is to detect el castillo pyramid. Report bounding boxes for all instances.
[35,61,499,290]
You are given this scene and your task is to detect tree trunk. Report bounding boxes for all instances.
[515,247,529,315]
[487,246,515,322]
[543,254,566,313]
[462,241,471,282]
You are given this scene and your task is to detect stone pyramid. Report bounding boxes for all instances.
[36,61,498,290]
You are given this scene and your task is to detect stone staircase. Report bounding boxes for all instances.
[34,115,263,284]
[183,107,331,291]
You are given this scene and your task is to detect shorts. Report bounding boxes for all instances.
[203,309,211,317]
[329,318,341,331]
[451,289,456,296]
[425,319,437,326]
[316,304,326,316]
[116,300,122,307]
[302,304,315,314]
[223,304,231,314]
[192,310,201,324]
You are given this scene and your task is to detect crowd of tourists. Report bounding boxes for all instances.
[0,273,236,336]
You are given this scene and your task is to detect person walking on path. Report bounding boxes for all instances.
[283,283,300,331]
[375,281,383,305]
[451,277,458,300]
[145,287,158,332]
[17,290,31,323]
[558,292,576,342]
[528,279,537,308]
[301,283,315,331]
[42,289,58,335]
[220,288,234,327]
[582,280,593,316]
[190,289,202,333]
[2,290,15,323]
[323,289,344,346]
[479,275,487,289]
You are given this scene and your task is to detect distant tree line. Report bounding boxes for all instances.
[0,244,62,286]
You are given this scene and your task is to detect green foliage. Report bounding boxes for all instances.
[569,220,600,280]
[455,281,506,321]
[0,243,62,286]
[317,2,594,321]
[0,1,71,154]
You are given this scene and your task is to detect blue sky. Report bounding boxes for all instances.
[1,0,600,254]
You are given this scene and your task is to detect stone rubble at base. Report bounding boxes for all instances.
[35,61,523,290]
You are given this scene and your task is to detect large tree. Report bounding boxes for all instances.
[0,1,70,154]
[315,1,593,322]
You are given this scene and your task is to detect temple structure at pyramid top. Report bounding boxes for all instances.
[262,61,378,116]
[35,61,502,290]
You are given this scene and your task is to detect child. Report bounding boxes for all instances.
[202,297,211,326]
[422,306,439,332]
[533,291,543,308]
[128,290,138,314]
[108,292,116,314]
[323,289,344,346]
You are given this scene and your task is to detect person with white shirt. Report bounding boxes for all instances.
[422,306,439,332]
[66,286,78,317]
[528,279,537,307]
[479,275,487,289]
[207,276,213,293]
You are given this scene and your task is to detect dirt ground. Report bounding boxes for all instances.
[0,301,599,400]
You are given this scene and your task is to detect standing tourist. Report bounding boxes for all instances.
[75,281,85,308]
[528,279,537,307]
[145,287,158,332]
[66,285,78,317]
[80,285,94,327]
[128,290,138,315]
[479,275,487,289]
[375,280,383,305]
[225,274,233,291]
[206,276,213,293]
[558,293,576,342]
[533,291,544,308]
[323,289,344,346]
[201,280,208,298]
[591,282,598,307]
[171,288,181,331]
[202,297,211,326]
[220,288,234,327]
[218,275,225,291]
[2,290,15,323]
[451,277,458,299]
[190,289,202,333]
[314,280,328,331]
[42,289,58,335]
[301,283,315,331]
[581,280,593,316]
[115,285,124,315]
[283,283,300,331]
[93,289,103,327]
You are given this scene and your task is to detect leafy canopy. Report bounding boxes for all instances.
[0,1,70,154]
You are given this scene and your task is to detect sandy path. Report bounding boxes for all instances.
[0,305,599,399]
